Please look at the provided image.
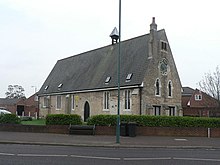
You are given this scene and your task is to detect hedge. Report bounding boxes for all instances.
[46,114,82,125]
[87,115,220,128]
[0,114,21,124]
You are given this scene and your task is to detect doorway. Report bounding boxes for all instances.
[17,105,24,116]
[84,101,90,122]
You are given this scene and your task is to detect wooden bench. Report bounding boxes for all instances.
[69,125,95,135]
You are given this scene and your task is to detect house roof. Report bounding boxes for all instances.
[38,30,165,96]
[182,87,194,96]
[182,88,219,108]
[0,98,20,105]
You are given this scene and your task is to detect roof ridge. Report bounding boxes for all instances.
[58,29,164,62]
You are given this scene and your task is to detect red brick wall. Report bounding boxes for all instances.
[95,126,220,137]
[136,127,207,137]
[95,126,116,135]
[0,125,220,137]
[210,128,220,138]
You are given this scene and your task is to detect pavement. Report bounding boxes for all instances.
[0,131,220,149]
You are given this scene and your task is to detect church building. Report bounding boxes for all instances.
[37,18,182,121]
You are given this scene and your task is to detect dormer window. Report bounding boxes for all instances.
[58,83,63,88]
[126,73,133,82]
[161,41,167,51]
[105,76,111,84]
[44,86,49,90]
[195,94,202,101]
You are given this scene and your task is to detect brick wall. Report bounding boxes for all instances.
[95,126,220,138]
[1,125,219,137]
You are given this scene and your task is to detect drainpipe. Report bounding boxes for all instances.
[139,88,142,115]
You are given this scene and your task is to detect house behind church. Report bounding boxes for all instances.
[182,87,220,117]
[37,18,182,121]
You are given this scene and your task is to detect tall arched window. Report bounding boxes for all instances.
[103,91,110,110]
[155,79,160,96]
[125,90,131,110]
[168,81,172,97]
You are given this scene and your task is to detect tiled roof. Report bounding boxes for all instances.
[0,98,20,105]
[38,30,165,95]
[182,87,194,96]
[182,88,219,108]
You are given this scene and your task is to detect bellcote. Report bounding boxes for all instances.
[110,27,119,45]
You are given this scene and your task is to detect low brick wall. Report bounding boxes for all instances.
[136,127,208,137]
[95,126,220,138]
[95,126,116,135]
[0,124,220,137]
[210,128,220,137]
[0,124,69,134]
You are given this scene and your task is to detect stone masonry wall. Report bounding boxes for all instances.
[142,29,182,116]
[39,88,141,120]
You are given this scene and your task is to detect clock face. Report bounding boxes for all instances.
[159,58,168,75]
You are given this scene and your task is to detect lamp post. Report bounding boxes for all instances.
[116,0,121,144]
[31,86,37,93]
[110,0,121,144]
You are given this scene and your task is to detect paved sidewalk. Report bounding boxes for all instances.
[0,131,220,149]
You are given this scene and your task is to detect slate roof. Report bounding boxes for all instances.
[0,98,20,105]
[38,30,165,96]
[182,87,194,96]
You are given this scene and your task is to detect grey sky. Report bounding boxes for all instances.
[0,0,220,98]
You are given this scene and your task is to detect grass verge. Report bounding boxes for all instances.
[21,119,46,125]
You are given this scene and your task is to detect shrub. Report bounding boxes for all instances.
[87,115,220,128]
[87,115,117,126]
[46,114,82,125]
[0,114,21,124]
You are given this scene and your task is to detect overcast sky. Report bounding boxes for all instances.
[0,0,220,98]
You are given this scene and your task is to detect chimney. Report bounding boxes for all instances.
[148,17,157,59]
[110,27,119,45]
[150,17,157,31]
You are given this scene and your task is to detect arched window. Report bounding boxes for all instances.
[168,81,172,97]
[125,90,131,110]
[155,79,160,96]
[103,91,110,110]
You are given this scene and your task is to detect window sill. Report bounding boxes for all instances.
[123,109,131,111]
[155,95,161,97]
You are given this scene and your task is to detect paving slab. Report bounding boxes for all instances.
[0,131,220,149]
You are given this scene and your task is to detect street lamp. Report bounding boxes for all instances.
[109,0,121,144]
[116,0,122,144]
[31,86,37,93]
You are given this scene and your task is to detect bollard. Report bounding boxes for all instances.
[208,128,211,138]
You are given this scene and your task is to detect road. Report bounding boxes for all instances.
[0,144,220,165]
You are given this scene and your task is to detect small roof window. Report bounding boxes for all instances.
[105,76,111,84]
[58,83,63,88]
[44,86,49,90]
[126,73,133,82]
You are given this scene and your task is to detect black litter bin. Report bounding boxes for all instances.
[120,122,128,136]
[128,122,136,137]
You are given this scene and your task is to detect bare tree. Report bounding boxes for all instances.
[5,85,25,99]
[199,66,220,101]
